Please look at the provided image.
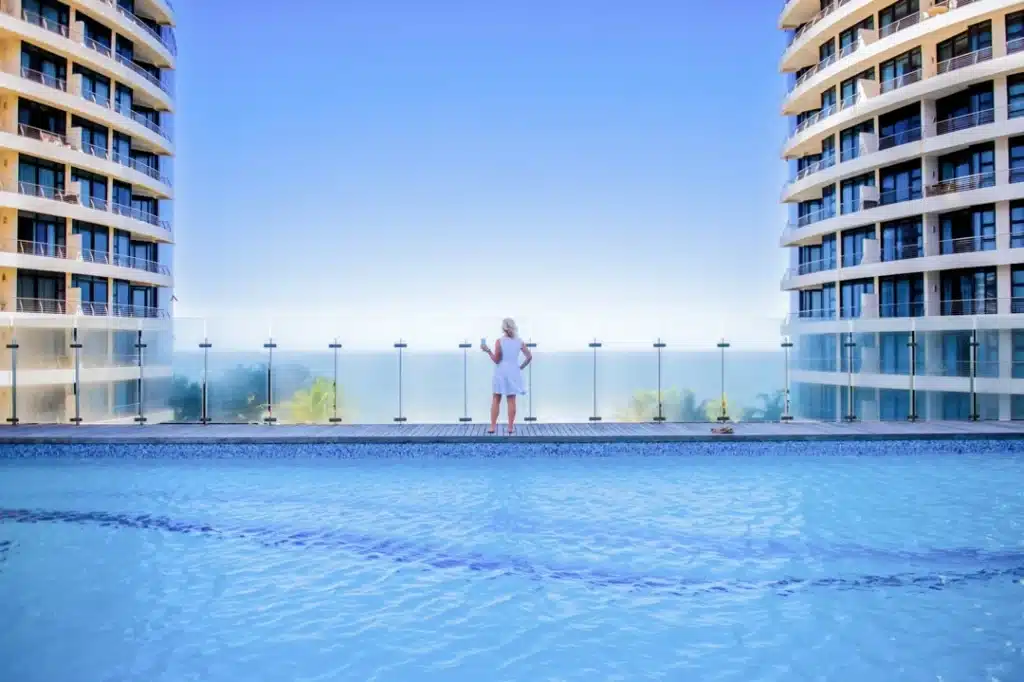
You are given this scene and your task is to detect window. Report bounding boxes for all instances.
[112,181,132,212]
[71,168,108,210]
[937,142,995,189]
[1014,266,1024,314]
[112,132,131,166]
[940,205,995,254]
[77,11,112,54]
[114,84,133,116]
[880,48,921,91]
[880,160,922,204]
[941,267,997,315]
[879,0,919,36]
[881,217,922,261]
[821,86,836,113]
[19,154,65,195]
[840,121,873,161]
[1012,201,1024,248]
[936,82,994,133]
[17,270,65,301]
[841,279,874,319]
[73,65,110,106]
[1012,137,1024,183]
[937,20,992,63]
[23,0,70,31]
[73,221,109,262]
[1010,74,1024,119]
[17,211,65,255]
[72,275,108,310]
[798,235,837,274]
[842,227,876,267]
[71,116,108,157]
[879,332,914,375]
[840,173,875,214]
[115,35,134,63]
[839,17,874,53]
[18,97,65,135]
[799,285,836,320]
[1008,11,1024,51]
[879,104,921,149]
[819,39,835,64]
[879,275,924,318]
[20,43,67,87]
[132,195,158,224]
[840,69,874,104]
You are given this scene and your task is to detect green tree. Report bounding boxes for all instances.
[209,364,269,423]
[741,390,787,422]
[619,388,713,422]
[168,375,201,422]
[285,377,342,424]
[700,393,730,422]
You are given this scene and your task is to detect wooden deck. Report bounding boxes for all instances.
[2,421,1024,444]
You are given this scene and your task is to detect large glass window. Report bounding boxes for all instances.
[17,211,65,256]
[112,132,131,166]
[19,154,64,196]
[840,121,873,161]
[71,115,108,157]
[839,17,874,53]
[1012,137,1024,183]
[819,39,835,64]
[840,173,875,214]
[73,220,109,262]
[879,274,924,318]
[115,35,134,63]
[880,160,922,204]
[1010,74,1024,119]
[1013,266,1024,313]
[20,43,67,87]
[841,279,874,319]
[73,65,111,106]
[879,0,919,36]
[840,69,874,104]
[72,275,108,310]
[23,0,70,31]
[798,235,837,274]
[936,82,994,133]
[71,168,108,210]
[799,285,836,320]
[1008,11,1024,51]
[937,20,992,63]
[937,142,995,189]
[78,11,112,54]
[881,217,922,261]
[941,267,997,315]
[18,97,65,135]
[879,48,921,91]
[1012,200,1024,248]
[940,205,996,254]
[114,84,133,117]
[842,226,876,267]
[879,104,921,149]
[17,270,65,302]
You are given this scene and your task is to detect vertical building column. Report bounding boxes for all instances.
[997,201,1011,250]
[998,264,1013,315]
[994,77,1009,123]
[993,14,1008,60]
[921,99,937,138]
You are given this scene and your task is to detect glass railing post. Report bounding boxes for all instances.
[263,337,277,424]
[589,339,601,422]
[394,340,407,423]
[459,342,472,423]
[199,337,211,424]
[524,341,537,422]
[134,328,146,424]
[6,332,17,425]
[330,339,343,424]
[654,339,666,422]
[70,324,82,424]
[717,339,730,422]
[969,328,980,421]
[781,338,794,421]
[907,330,918,422]
[844,335,856,422]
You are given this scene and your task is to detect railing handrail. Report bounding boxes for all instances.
[934,107,995,135]
[939,231,1000,254]
[792,154,836,182]
[4,183,171,234]
[878,11,921,40]
[789,206,836,228]
[17,122,71,146]
[113,52,172,95]
[112,251,171,275]
[113,3,177,56]
[878,126,922,149]
[110,150,171,185]
[784,257,837,279]
[936,45,993,75]
[20,65,66,91]
[15,297,66,314]
[925,170,997,196]
[879,68,921,94]
[17,6,70,37]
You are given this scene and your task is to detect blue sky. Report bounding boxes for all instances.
[172,0,789,349]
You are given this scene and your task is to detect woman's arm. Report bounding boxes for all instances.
[483,339,502,364]
[520,344,532,370]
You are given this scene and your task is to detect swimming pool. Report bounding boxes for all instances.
[1,441,1022,681]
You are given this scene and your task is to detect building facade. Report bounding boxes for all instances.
[780,0,1024,421]
[0,0,174,424]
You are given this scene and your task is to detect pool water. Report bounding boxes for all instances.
[1,441,1023,681]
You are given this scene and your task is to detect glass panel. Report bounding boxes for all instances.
[15,316,74,423]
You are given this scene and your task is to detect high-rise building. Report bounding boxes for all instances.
[0,0,174,424]
[780,0,1024,421]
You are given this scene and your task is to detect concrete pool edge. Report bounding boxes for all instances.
[2,421,1024,445]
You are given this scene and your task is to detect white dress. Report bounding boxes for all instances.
[492,336,525,396]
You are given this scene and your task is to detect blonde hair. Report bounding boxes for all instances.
[501,318,518,338]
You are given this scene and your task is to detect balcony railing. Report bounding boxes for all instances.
[879,302,925,319]
[4,239,67,259]
[1009,37,1024,55]
[793,155,836,182]
[111,150,170,185]
[114,53,172,96]
[878,188,921,206]
[18,7,70,37]
[112,253,171,275]
[80,301,110,316]
[112,203,171,231]
[934,108,994,136]
[17,123,72,148]
[21,66,66,91]
[113,3,177,56]
[82,141,108,159]
[3,237,170,276]
[878,127,921,151]
[16,297,66,314]
[878,11,920,40]
[18,181,78,202]
[8,182,171,233]
[879,69,921,94]
[880,242,922,262]
[82,35,113,59]
[791,207,835,228]
[941,298,999,316]
[113,99,172,142]
[925,171,996,197]
[112,303,168,319]
[785,258,836,279]
[940,233,997,255]
[791,94,858,139]
[787,0,854,49]
[936,46,993,75]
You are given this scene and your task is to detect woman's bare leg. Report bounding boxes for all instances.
[507,395,517,433]
[489,394,501,433]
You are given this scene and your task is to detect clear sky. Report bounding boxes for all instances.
[171,0,790,350]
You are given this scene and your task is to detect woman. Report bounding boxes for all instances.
[481,318,533,434]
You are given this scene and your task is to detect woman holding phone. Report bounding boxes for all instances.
[481,318,532,434]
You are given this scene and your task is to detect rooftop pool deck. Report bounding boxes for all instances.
[2,420,1024,444]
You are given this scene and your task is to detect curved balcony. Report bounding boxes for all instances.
[82,0,176,66]
[0,4,173,110]
[1,181,172,242]
[781,0,858,69]
[0,238,171,287]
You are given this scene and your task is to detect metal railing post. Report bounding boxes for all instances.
[459,342,472,422]
[263,338,276,424]
[134,329,146,424]
[70,325,82,424]
[589,340,602,422]
[200,338,211,424]
[6,336,17,425]
[969,329,980,421]
[524,341,537,422]
[330,340,343,423]
[907,331,918,422]
[717,339,730,422]
[844,336,856,422]
[394,340,407,423]
[781,339,794,421]
[654,339,666,422]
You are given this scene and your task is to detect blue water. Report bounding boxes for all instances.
[1,441,1023,681]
